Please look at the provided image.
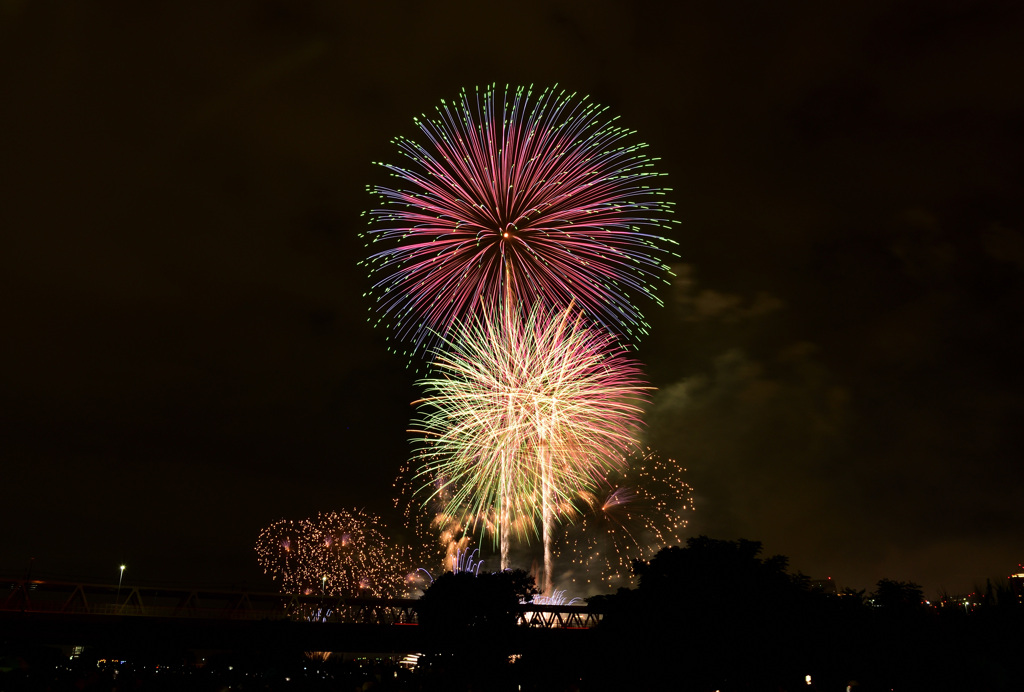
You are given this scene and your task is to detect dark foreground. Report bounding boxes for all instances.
[2,612,1023,692]
[5,540,1024,691]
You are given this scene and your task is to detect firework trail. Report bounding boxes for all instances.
[395,461,542,582]
[411,302,650,591]
[255,509,412,617]
[557,448,694,591]
[410,547,489,593]
[362,84,677,359]
[530,589,582,606]
[394,460,484,574]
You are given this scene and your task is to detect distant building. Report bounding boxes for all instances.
[1009,565,1024,603]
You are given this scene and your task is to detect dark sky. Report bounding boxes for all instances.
[2,0,1022,597]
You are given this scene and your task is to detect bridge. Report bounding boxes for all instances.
[1,578,604,654]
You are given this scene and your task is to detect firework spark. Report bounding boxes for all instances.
[394,460,481,574]
[255,509,412,610]
[362,84,677,358]
[557,447,694,591]
[530,589,582,606]
[411,303,650,590]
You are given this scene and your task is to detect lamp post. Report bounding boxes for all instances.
[117,564,126,606]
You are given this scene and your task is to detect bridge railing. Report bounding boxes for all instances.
[1,579,604,628]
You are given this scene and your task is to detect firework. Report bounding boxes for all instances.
[362,84,677,358]
[452,547,486,575]
[411,303,650,590]
[255,509,412,612]
[530,589,582,606]
[557,447,693,591]
[394,460,481,574]
[411,547,489,593]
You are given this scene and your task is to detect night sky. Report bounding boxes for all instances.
[3,0,1023,598]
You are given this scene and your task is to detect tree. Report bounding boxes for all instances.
[872,578,925,613]
[415,569,537,630]
[632,535,806,611]
[594,537,816,691]
[413,569,538,689]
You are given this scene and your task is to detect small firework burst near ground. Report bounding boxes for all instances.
[410,303,650,587]
[361,84,678,359]
[255,509,413,613]
[557,448,694,591]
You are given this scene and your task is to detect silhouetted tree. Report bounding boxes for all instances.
[593,537,818,691]
[872,578,925,613]
[831,587,869,615]
[415,569,536,631]
[631,535,809,613]
[411,570,538,691]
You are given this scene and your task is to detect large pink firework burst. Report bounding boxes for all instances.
[362,84,677,357]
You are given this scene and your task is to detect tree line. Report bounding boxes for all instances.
[414,536,1024,691]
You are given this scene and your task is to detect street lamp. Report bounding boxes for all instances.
[117,565,126,605]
